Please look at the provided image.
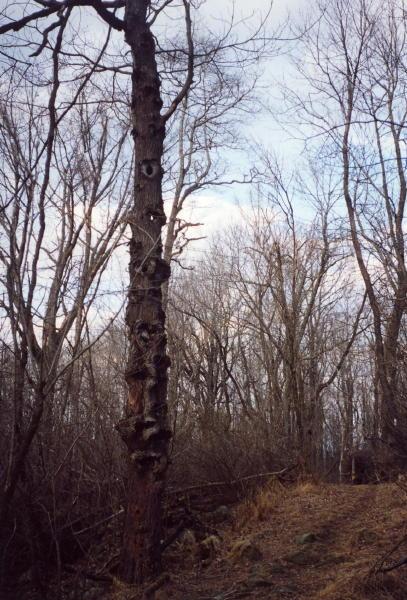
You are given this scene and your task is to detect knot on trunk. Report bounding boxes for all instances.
[140,159,160,179]
[116,415,153,450]
[116,415,172,453]
[145,209,166,226]
[148,122,165,137]
[141,257,170,281]
[129,320,169,352]
[130,450,168,475]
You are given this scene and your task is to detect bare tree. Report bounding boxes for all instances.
[162,43,259,276]
[289,0,407,462]
[0,0,271,583]
[0,74,131,592]
[166,166,366,478]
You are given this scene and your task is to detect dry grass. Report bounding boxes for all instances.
[215,481,406,599]
[234,476,290,526]
[105,481,407,600]
[315,570,407,600]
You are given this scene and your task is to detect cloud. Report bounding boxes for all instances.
[164,192,248,257]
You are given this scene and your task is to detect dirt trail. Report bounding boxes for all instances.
[161,483,407,600]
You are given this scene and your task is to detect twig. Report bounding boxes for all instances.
[73,509,124,536]
[161,521,187,551]
[142,573,170,599]
[372,533,407,574]
[64,564,113,583]
[378,556,407,573]
[167,465,296,496]
[323,458,339,479]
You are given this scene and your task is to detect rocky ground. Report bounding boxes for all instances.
[150,481,407,600]
[24,479,407,600]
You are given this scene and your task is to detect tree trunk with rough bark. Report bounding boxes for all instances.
[116,0,172,584]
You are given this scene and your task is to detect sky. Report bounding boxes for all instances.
[98,0,314,315]
[0,0,316,328]
[170,0,314,257]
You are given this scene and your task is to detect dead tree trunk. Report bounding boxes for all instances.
[116,0,172,583]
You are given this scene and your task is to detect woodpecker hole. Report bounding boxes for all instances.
[140,159,160,179]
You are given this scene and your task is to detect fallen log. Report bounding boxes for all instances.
[167,465,297,497]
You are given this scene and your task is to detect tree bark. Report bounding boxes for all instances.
[116,0,172,583]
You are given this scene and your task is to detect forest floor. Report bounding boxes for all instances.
[43,480,407,600]
[107,480,407,600]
